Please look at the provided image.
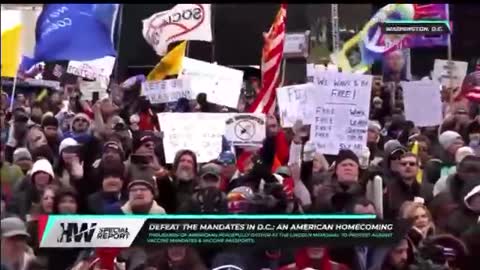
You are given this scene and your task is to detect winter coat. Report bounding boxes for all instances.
[7,160,55,219]
[120,200,166,215]
[1,162,24,200]
[446,179,480,237]
[383,177,433,219]
[312,174,364,213]
[87,191,126,214]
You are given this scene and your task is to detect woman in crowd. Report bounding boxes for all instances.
[399,201,435,248]
[46,188,83,270]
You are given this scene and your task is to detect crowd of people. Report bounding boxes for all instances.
[0,66,479,270]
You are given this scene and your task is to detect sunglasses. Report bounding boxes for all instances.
[401,161,417,167]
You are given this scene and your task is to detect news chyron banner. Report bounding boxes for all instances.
[39,215,407,248]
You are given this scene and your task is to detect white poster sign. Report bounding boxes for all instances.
[142,4,212,56]
[432,59,468,89]
[310,71,372,155]
[401,80,443,127]
[276,83,316,127]
[142,78,193,104]
[283,32,309,58]
[224,114,265,146]
[79,80,107,101]
[66,56,115,89]
[158,113,231,163]
[178,57,243,108]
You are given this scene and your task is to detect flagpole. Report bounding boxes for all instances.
[185,41,190,57]
[446,4,453,90]
[280,58,287,87]
[9,75,18,111]
[210,4,216,63]
[113,4,124,82]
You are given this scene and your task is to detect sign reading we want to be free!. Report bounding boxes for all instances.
[277,71,373,156]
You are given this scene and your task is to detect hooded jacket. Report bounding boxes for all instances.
[156,150,198,213]
[446,178,480,237]
[63,113,93,144]
[7,159,55,219]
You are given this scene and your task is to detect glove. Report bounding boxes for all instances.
[303,140,316,162]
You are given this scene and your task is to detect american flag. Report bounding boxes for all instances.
[454,64,480,103]
[248,4,287,114]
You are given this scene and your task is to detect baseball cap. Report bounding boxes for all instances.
[218,151,236,165]
[200,163,222,181]
[1,217,30,238]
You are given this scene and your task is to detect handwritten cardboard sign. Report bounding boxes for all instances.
[224,114,266,146]
[401,80,443,127]
[178,57,244,108]
[66,56,115,89]
[310,71,372,155]
[142,78,193,104]
[432,59,468,89]
[158,113,231,163]
[276,83,316,128]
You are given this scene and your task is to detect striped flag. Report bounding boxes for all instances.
[248,4,287,115]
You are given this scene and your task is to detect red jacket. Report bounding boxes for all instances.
[278,248,350,270]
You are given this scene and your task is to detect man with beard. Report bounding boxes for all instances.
[156,149,198,213]
[383,153,433,219]
[41,114,61,155]
[382,238,413,270]
[4,108,30,163]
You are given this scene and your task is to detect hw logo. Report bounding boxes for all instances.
[57,223,97,243]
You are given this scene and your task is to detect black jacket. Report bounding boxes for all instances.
[384,177,433,219]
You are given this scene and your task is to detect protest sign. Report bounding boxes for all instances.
[225,114,265,146]
[79,79,107,101]
[310,71,372,155]
[66,56,115,89]
[306,64,315,82]
[283,32,309,58]
[276,83,316,128]
[142,78,193,104]
[432,59,468,89]
[401,80,443,127]
[158,113,230,163]
[178,57,244,108]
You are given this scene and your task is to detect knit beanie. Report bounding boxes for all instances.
[439,131,462,150]
[335,149,360,168]
[368,120,382,133]
[13,148,32,163]
[384,139,407,156]
[59,138,79,154]
[103,140,125,160]
[132,131,155,153]
[128,165,156,195]
[41,115,59,128]
[455,146,475,164]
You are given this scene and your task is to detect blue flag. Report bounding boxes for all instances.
[23,4,118,70]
